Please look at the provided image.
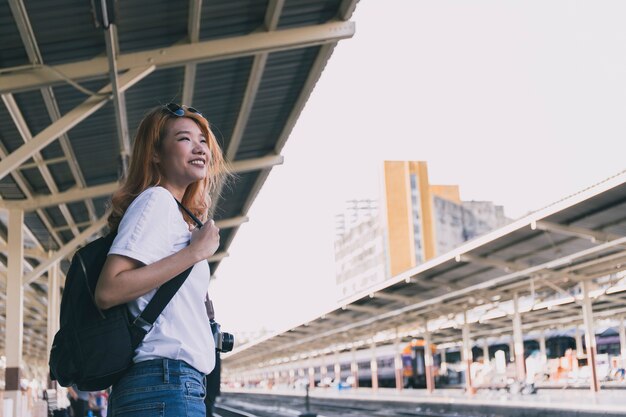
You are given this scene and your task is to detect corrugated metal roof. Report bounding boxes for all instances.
[0,0,29,67]
[199,0,267,41]
[0,0,358,362]
[26,0,104,65]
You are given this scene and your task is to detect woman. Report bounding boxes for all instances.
[95,103,226,417]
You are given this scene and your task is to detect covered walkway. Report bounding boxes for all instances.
[0,0,358,415]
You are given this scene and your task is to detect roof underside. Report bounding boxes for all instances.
[0,0,358,363]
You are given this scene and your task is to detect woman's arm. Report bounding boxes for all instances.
[94,220,220,310]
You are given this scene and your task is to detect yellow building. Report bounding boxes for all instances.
[335,161,508,300]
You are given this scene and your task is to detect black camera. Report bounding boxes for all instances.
[210,320,234,353]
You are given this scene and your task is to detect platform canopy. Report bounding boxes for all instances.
[224,172,626,372]
[0,0,358,364]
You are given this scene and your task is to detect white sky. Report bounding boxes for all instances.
[210,0,626,340]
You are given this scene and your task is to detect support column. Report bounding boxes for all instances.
[512,293,526,382]
[308,365,315,389]
[46,261,61,348]
[47,261,60,384]
[394,337,403,390]
[334,353,341,383]
[350,347,359,388]
[289,369,295,387]
[539,331,547,365]
[482,339,490,365]
[424,324,434,393]
[462,311,474,394]
[370,343,379,390]
[6,209,24,413]
[575,326,584,358]
[619,316,626,369]
[581,280,599,392]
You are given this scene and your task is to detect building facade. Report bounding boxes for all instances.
[335,161,509,301]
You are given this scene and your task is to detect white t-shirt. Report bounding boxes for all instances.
[109,186,215,374]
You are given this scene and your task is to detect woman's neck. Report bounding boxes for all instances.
[159,181,186,201]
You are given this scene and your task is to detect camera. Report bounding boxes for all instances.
[210,320,234,353]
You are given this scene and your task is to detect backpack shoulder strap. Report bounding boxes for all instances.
[129,199,205,346]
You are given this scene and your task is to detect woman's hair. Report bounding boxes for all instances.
[108,105,228,232]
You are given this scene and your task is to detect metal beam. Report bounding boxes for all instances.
[274,42,336,154]
[2,94,81,236]
[337,0,359,21]
[23,214,109,285]
[9,0,98,225]
[182,0,202,105]
[0,143,64,248]
[207,251,229,263]
[342,304,382,315]
[532,220,621,243]
[1,153,279,211]
[214,216,248,229]
[0,244,47,261]
[369,292,415,305]
[456,254,526,272]
[211,43,338,273]
[0,21,355,94]
[226,54,268,160]
[0,65,154,181]
[103,23,131,177]
[1,182,119,211]
[229,154,284,173]
[264,0,285,31]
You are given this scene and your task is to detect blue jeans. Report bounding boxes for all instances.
[107,359,206,417]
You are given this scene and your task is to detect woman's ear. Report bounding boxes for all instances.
[152,153,160,164]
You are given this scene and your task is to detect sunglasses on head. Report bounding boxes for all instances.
[164,102,205,119]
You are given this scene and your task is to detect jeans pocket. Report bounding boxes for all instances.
[184,381,205,399]
[113,401,165,417]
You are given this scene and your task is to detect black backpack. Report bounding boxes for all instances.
[49,201,202,391]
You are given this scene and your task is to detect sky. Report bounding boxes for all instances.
[209,0,626,342]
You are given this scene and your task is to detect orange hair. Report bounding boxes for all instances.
[108,106,227,232]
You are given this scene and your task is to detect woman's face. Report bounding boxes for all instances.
[156,117,209,193]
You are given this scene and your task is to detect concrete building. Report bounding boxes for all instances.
[335,161,509,301]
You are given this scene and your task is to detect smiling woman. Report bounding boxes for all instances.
[93,104,228,417]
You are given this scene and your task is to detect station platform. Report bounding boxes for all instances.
[222,386,626,416]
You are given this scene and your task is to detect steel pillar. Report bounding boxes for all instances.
[350,347,359,388]
[5,209,24,412]
[512,293,526,382]
[482,339,490,365]
[539,332,547,364]
[462,311,474,394]
[309,366,315,388]
[370,343,379,390]
[581,280,600,392]
[46,261,60,388]
[618,316,626,369]
[575,326,584,357]
[308,366,315,389]
[424,324,434,393]
[394,338,403,390]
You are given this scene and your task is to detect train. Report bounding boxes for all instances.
[307,328,624,389]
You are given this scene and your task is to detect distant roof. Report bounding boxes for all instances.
[0,0,358,362]
[224,171,626,372]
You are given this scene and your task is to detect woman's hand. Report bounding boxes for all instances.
[189,219,220,260]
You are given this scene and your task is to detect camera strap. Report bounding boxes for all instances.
[130,199,205,339]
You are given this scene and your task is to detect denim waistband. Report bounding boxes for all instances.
[127,358,204,378]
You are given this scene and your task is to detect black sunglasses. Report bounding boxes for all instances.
[164,102,205,119]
